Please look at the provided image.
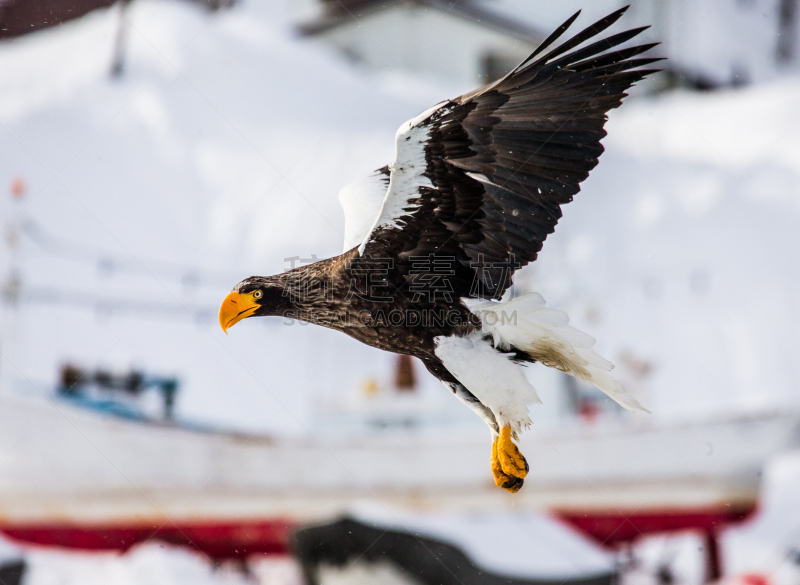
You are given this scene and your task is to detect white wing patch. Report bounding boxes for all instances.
[434,334,540,435]
[338,171,389,252]
[357,101,450,255]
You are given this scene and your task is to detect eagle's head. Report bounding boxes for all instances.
[218,276,286,333]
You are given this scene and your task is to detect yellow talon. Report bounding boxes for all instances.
[498,426,528,478]
[490,426,528,493]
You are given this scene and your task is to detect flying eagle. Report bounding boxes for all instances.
[219,8,659,493]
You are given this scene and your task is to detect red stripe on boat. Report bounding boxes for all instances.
[0,519,296,560]
[556,505,756,547]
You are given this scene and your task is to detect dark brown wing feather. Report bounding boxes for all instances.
[360,7,662,300]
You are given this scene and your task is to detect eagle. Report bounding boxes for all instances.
[219,8,659,493]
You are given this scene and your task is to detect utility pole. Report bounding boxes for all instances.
[110,0,133,78]
[778,0,798,64]
[1,178,25,395]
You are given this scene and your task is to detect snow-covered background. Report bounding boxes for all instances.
[0,0,466,435]
[1,0,799,431]
[2,0,800,583]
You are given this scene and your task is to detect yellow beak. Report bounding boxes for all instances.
[219,291,260,333]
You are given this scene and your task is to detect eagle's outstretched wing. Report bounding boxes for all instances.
[344,7,660,300]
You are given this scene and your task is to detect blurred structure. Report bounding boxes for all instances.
[58,363,179,420]
[295,0,544,86]
[0,179,25,398]
[0,390,795,580]
[315,355,451,432]
[393,354,416,391]
[0,0,114,39]
[8,178,25,199]
[778,0,799,62]
[295,0,800,89]
[292,516,616,585]
[0,0,234,40]
[0,537,24,585]
[0,561,24,585]
[108,0,131,78]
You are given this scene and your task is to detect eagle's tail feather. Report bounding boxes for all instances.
[466,293,649,413]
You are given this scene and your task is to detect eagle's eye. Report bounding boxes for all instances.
[253,290,263,299]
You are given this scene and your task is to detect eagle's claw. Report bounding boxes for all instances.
[501,475,524,493]
[491,426,528,493]
[497,426,528,478]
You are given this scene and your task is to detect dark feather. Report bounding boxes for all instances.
[360,8,661,300]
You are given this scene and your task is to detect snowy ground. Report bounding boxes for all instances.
[0,538,304,585]
[1,0,800,583]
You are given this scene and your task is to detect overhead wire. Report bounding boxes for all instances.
[0,220,242,323]
[18,286,218,323]
[20,219,245,289]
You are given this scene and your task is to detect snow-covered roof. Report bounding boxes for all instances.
[348,507,616,579]
[297,0,545,43]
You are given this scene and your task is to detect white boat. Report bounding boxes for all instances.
[0,393,797,558]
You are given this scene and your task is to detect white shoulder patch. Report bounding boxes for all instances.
[434,333,540,434]
[357,101,450,255]
[338,171,389,252]
[406,99,449,130]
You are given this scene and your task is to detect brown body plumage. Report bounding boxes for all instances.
[230,250,480,367]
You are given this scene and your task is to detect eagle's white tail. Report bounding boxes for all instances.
[464,293,648,413]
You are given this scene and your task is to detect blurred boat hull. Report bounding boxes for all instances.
[0,395,796,556]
